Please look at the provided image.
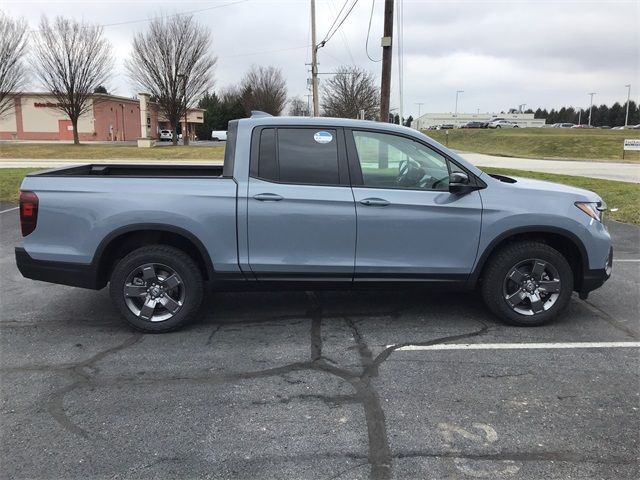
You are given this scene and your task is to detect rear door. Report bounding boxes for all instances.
[247,127,356,281]
[346,129,483,282]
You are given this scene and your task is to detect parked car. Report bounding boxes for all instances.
[16,113,612,332]
[211,130,228,141]
[460,121,487,129]
[553,123,575,128]
[488,119,518,128]
[159,129,173,141]
[436,124,456,130]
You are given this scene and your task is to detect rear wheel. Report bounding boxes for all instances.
[481,241,573,326]
[109,245,204,333]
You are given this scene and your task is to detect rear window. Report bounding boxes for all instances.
[253,127,340,185]
[278,128,339,185]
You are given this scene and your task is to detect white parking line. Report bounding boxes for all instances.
[614,259,640,262]
[0,206,18,214]
[395,341,640,351]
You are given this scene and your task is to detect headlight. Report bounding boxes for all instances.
[575,201,607,222]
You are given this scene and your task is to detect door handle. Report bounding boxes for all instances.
[360,198,390,207]
[253,193,284,201]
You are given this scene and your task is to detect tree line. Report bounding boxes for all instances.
[531,102,639,127]
[1,11,384,146]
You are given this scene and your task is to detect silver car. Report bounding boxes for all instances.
[159,129,173,141]
[488,119,518,129]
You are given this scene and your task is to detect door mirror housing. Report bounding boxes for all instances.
[449,171,478,194]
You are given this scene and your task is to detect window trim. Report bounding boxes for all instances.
[344,127,485,192]
[249,125,350,187]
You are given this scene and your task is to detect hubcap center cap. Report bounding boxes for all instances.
[150,286,161,298]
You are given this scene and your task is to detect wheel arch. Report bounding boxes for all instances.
[93,224,215,287]
[470,226,589,291]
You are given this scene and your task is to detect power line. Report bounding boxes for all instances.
[320,0,351,45]
[365,0,381,62]
[318,0,360,48]
[328,0,356,65]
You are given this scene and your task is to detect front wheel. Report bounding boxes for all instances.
[109,245,204,332]
[481,241,573,326]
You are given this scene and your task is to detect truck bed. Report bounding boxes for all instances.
[27,163,225,178]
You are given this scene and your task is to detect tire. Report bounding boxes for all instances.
[109,245,204,333]
[481,241,573,326]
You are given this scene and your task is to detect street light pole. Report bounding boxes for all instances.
[624,84,631,128]
[587,92,596,126]
[587,92,596,127]
[415,102,423,129]
[454,90,464,118]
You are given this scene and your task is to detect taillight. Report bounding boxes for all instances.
[20,191,39,236]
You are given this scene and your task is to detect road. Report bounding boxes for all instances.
[1,208,639,480]
[458,152,640,183]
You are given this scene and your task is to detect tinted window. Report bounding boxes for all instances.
[258,128,277,181]
[352,131,450,191]
[277,128,340,185]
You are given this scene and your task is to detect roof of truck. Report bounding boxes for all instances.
[240,114,418,134]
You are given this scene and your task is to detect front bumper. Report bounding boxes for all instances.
[578,247,613,299]
[15,247,103,290]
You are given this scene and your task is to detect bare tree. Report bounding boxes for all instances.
[127,15,216,145]
[322,66,379,120]
[32,16,113,144]
[240,65,287,116]
[288,96,309,116]
[0,13,29,119]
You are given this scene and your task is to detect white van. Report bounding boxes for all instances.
[211,130,227,141]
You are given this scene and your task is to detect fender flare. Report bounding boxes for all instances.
[468,225,589,287]
[92,223,215,282]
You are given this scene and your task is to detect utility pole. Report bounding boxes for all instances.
[625,84,631,127]
[310,0,320,116]
[380,0,394,123]
[415,102,423,129]
[454,90,464,117]
[588,92,596,127]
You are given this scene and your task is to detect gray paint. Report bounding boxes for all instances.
[19,116,611,284]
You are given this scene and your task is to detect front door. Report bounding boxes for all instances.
[58,120,74,140]
[247,127,356,281]
[347,129,483,281]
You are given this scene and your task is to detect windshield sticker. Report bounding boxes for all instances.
[313,131,333,144]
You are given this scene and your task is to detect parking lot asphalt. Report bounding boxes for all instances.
[1,209,639,480]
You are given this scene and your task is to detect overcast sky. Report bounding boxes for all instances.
[4,0,639,117]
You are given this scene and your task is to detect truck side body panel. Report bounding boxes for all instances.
[19,176,240,272]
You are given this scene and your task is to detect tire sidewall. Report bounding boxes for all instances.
[109,246,203,333]
[483,244,574,326]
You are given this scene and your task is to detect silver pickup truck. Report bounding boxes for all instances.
[16,113,612,332]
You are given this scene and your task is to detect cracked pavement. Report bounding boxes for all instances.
[1,209,639,480]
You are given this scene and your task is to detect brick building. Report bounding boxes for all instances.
[0,92,204,141]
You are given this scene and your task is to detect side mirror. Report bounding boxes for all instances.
[449,171,475,194]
